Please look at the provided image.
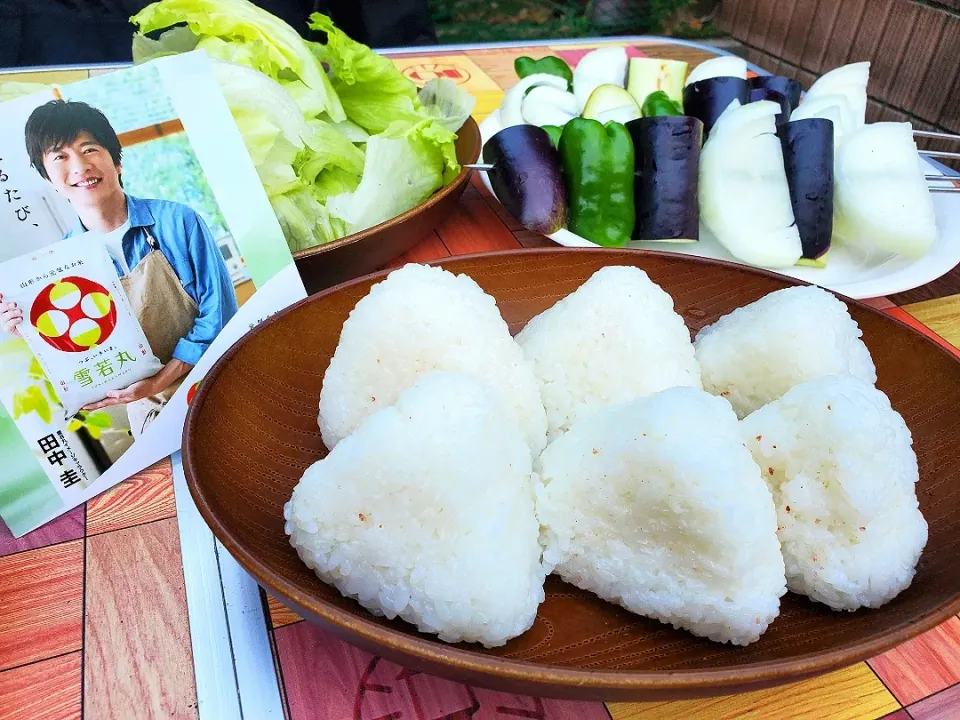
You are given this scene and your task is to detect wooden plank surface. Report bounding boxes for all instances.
[0,539,83,672]
[607,663,899,720]
[83,518,198,719]
[85,459,176,536]
[274,621,610,720]
[0,652,82,720]
[267,594,303,630]
[719,0,960,168]
[902,296,960,350]
[908,682,960,719]
[868,616,960,705]
[0,505,84,557]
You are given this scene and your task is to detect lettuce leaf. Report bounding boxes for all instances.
[270,188,347,252]
[131,0,345,121]
[301,119,365,180]
[307,12,421,133]
[330,119,460,234]
[132,25,201,62]
[418,78,476,133]
[128,2,472,253]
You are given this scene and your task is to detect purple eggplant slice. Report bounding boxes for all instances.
[748,75,802,111]
[625,116,702,242]
[748,87,790,125]
[778,118,834,265]
[482,125,567,235]
[682,76,749,139]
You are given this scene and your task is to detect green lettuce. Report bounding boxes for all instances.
[418,78,476,133]
[131,0,345,121]
[127,1,470,253]
[307,13,421,134]
[329,119,460,234]
[270,188,347,251]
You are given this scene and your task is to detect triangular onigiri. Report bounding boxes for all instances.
[536,386,786,646]
[318,263,547,457]
[288,371,547,648]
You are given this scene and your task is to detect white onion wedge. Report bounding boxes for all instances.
[833,122,937,258]
[501,74,569,127]
[699,100,802,269]
[684,55,747,86]
[790,94,856,148]
[521,85,579,127]
[573,47,628,112]
[804,61,870,128]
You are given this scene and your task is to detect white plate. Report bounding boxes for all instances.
[478,111,960,299]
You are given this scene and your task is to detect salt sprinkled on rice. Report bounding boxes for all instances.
[536,386,786,646]
[742,375,927,611]
[288,372,547,648]
[515,265,702,440]
[695,285,876,418]
[317,263,547,456]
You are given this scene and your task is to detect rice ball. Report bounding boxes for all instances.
[287,372,547,648]
[515,266,702,440]
[742,375,927,611]
[536,386,786,646]
[694,286,876,418]
[318,263,547,456]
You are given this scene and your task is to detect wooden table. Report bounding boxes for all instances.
[2,37,960,720]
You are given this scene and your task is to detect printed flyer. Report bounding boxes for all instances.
[0,51,307,537]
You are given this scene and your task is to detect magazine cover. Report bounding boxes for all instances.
[0,51,307,537]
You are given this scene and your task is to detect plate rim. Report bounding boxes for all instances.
[182,247,960,698]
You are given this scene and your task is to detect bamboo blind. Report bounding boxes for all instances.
[718,0,960,168]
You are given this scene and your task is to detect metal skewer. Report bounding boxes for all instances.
[914,130,960,142]
[469,153,960,188]
[920,149,960,160]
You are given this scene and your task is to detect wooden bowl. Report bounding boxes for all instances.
[291,117,481,294]
[182,249,960,701]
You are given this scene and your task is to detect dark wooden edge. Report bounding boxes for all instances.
[182,247,960,699]
[290,116,482,261]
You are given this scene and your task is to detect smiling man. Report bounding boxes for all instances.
[0,99,238,438]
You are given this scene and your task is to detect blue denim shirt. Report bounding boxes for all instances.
[65,194,238,366]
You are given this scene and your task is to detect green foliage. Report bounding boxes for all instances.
[122,134,231,239]
[428,0,719,44]
[0,338,108,432]
[67,410,113,440]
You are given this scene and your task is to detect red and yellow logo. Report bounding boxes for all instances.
[30,277,117,352]
[402,63,471,86]
[186,380,201,406]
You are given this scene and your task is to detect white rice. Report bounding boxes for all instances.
[318,263,547,456]
[741,375,927,611]
[287,372,547,648]
[515,266,702,440]
[536,386,787,646]
[694,285,876,418]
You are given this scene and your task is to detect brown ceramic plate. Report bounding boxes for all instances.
[182,249,960,701]
[291,116,481,294]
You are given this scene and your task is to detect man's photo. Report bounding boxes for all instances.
[1,99,239,439]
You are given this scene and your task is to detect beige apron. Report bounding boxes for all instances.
[120,230,199,439]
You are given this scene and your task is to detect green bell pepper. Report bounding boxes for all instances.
[541,124,563,148]
[514,56,573,91]
[641,90,684,118]
[558,118,636,247]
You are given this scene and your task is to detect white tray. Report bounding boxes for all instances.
[478,111,960,300]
